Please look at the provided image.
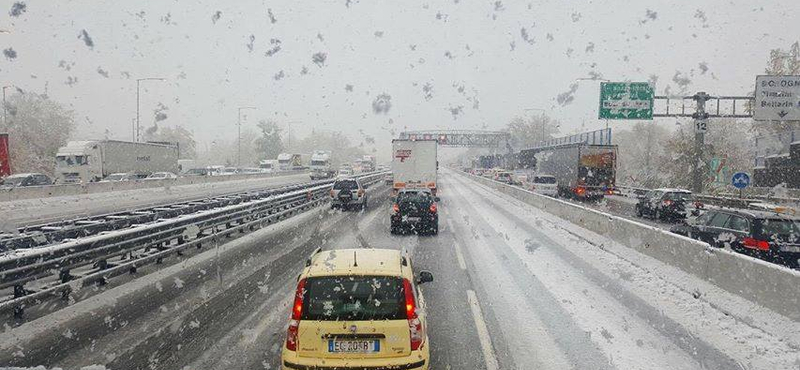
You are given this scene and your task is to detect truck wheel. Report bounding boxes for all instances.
[636,206,643,217]
[654,209,662,221]
[431,222,439,235]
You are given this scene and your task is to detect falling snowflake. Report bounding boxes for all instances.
[267,8,277,23]
[212,10,222,24]
[3,48,17,60]
[9,2,26,17]
[312,52,327,67]
[78,29,94,48]
[372,93,392,114]
[556,83,579,106]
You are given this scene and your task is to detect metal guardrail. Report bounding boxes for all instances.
[0,172,385,316]
[615,185,799,209]
[0,180,334,251]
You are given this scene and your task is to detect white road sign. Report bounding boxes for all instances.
[754,75,800,121]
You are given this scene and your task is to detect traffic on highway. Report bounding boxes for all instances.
[1,1,800,370]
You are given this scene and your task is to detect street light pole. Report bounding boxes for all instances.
[2,85,10,129]
[135,77,166,142]
[237,106,257,167]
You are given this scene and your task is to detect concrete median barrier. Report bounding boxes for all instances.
[458,170,800,320]
[0,170,306,202]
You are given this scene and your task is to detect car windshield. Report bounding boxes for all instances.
[2,2,799,369]
[2,176,27,186]
[761,219,800,236]
[302,276,405,321]
[333,180,358,190]
[397,191,433,205]
[664,192,693,201]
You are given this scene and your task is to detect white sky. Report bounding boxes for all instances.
[1,0,798,157]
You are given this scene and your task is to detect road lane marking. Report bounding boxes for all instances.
[467,289,499,370]
[447,219,467,270]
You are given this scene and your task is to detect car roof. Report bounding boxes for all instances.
[303,249,407,278]
[710,207,799,220]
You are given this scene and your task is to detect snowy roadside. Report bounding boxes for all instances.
[451,172,800,369]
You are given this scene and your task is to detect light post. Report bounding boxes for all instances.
[2,85,12,129]
[237,106,257,167]
[524,107,547,142]
[135,77,166,142]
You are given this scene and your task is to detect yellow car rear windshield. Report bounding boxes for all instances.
[302,276,406,321]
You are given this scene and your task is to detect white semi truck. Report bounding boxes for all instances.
[55,140,179,183]
[277,153,306,171]
[391,139,438,195]
[309,150,336,180]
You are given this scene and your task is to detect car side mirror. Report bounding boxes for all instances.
[417,270,434,284]
[434,197,440,202]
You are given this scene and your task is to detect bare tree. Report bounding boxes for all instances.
[2,92,75,176]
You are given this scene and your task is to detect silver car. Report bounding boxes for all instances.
[330,177,368,211]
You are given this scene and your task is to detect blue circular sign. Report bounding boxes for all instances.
[731,172,750,189]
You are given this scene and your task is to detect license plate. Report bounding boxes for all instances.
[328,339,380,353]
[781,246,800,253]
[404,216,421,222]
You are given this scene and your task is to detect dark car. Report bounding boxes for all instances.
[0,173,52,188]
[635,188,698,221]
[670,208,800,268]
[390,189,439,235]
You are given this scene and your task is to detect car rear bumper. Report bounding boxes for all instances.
[283,360,426,370]
[391,215,437,225]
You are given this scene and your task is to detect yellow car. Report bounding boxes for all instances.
[282,248,433,370]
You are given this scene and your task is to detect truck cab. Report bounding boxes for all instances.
[55,141,102,183]
[310,150,335,180]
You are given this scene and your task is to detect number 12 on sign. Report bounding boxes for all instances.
[694,120,708,133]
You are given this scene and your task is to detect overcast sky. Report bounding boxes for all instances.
[1,0,798,156]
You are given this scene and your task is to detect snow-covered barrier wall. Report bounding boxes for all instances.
[0,170,305,202]
[460,171,800,320]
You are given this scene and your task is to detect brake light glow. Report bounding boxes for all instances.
[743,237,770,251]
[663,199,673,206]
[575,187,586,196]
[286,278,306,351]
[403,279,424,351]
[429,203,437,213]
[392,203,400,214]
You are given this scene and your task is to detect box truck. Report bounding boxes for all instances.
[528,143,617,200]
[54,140,179,183]
[391,139,438,195]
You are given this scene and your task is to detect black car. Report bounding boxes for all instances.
[390,189,439,235]
[635,188,698,221]
[671,208,800,268]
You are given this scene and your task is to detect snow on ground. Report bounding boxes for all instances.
[447,172,800,370]
[0,173,310,228]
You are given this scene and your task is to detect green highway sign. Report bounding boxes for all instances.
[598,82,654,120]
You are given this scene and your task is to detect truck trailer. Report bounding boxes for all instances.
[527,143,617,200]
[391,139,438,195]
[55,140,179,183]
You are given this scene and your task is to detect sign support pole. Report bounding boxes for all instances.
[691,92,711,193]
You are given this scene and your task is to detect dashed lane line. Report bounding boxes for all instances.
[466,289,500,370]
